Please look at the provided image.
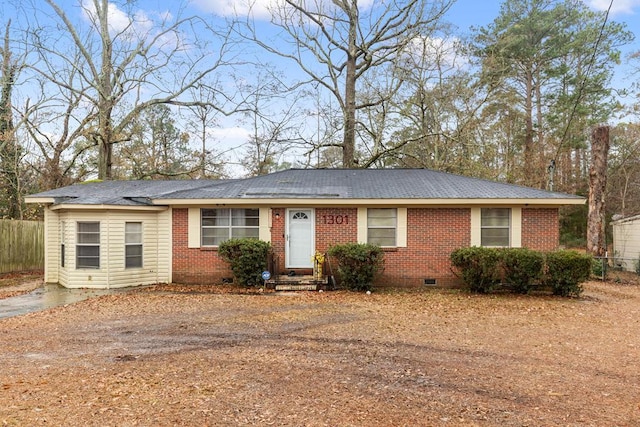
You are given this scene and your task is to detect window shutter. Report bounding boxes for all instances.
[187,208,201,248]
[357,208,367,243]
[397,208,407,248]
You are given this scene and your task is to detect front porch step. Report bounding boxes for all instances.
[268,275,328,291]
[275,283,318,291]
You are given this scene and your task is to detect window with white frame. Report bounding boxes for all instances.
[201,208,260,246]
[481,208,510,247]
[60,221,66,268]
[76,222,100,268]
[125,222,143,268]
[367,208,397,247]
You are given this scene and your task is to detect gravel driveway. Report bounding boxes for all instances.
[0,279,638,426]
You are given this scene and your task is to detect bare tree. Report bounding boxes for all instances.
[607,123,640,218]
[239,0,453,168]
[237,70,304,176]
[23,0,237,180]
[115,104,197,179]
[182,82,231,179]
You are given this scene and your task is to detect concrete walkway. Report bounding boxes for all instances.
[0,284,131,319]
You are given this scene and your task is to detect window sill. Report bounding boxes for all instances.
[381,247,399,252]
[200,246,219,251]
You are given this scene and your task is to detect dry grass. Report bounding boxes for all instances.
[0,278,638,426]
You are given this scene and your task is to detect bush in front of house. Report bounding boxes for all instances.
[451,247,591,297]
[218,238,271,286]
[327,243,384,292]
[501,248,544,294]
[450,246,502,293]
[543,250,592,297]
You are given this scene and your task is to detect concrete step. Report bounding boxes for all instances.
[274,283,318,291]
[268,275,328,291]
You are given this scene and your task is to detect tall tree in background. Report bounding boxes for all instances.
[184,83,229,179]
[240,0,453,168]
[472,0,631,189]
[607,123,640,217]
[115,105,196,179]
[0,20,22,218]
[389,36,491,176]
[24,0,235,181]
[238,71,303,176]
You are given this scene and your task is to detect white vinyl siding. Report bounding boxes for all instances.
[43,209,60,284]
[46,209,171,289]
[612,216,640,271]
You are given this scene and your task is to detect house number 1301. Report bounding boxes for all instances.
[322,215,348,225]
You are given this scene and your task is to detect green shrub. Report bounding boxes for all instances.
[218,238,271,286]
[592,257,605,279]
[502,248,544,294]
[450,247,501,293]
[544,250,592,297]
[327,243,384,292]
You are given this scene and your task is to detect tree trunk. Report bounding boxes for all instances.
[523,67,535,186]
[97,0,113,180]
[587,125,610,257]
[342,0,358,168]
[0,21,21,218]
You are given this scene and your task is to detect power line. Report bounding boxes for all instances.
[552,0,613,163]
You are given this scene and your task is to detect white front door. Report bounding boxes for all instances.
[286,209,314,268]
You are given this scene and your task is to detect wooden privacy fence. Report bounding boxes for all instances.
[0,220,45,274]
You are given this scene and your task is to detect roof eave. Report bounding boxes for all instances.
[49,204,169,211]
[153,197,585,206]
[24,197,56,204]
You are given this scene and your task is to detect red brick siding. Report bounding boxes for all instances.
[171,206,561,287]
[269,208,357,275]
[270,208,286,274]
[375,208,470,287]
[315,208,358,252]
[521,208,559,251]
[172,208,232,284]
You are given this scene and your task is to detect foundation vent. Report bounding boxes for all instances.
[423,278,437,286]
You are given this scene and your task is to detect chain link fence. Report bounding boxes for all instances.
[592,255,640,281]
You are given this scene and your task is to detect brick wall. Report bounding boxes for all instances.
[521,208,559,251]
[171,206,561,287]
[315,208,358,252]
[172,208,232,284]
[377,208,471,287]
[270,208,286,274]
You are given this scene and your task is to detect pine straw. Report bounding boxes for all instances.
[0,279,638,426]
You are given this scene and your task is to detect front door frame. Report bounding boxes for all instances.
[285,208,315,269]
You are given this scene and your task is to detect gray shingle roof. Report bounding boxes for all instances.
[26,169,584,206]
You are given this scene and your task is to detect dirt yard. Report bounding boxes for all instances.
[0,275,638,426]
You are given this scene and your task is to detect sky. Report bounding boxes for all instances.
[2,0,640,176]
[447,0,640,90]
[190,0,640,170]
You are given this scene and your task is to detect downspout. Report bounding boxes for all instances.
[167,207,172,284]
[156,210,160,284]
[105,210,110,289]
